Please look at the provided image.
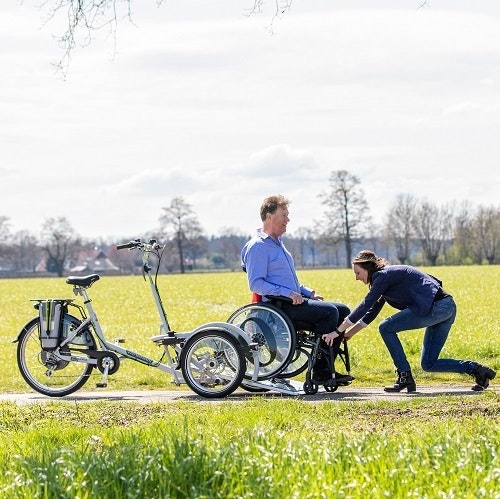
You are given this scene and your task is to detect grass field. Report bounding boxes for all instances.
[0,395,499,497]
[1,265,498,392]
[0,266,499,497]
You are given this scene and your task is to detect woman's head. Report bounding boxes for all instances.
[352,250,390,286]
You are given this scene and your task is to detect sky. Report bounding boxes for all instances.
[1,0,499,242]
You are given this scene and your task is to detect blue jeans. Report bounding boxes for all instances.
[379,296,475,374]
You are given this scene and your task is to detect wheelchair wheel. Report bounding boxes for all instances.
[228,303,296,380]
[303,380,318,395]
[180,329,245,398]
[275,347,309,379]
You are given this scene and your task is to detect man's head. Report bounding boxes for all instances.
[260,195,290,238]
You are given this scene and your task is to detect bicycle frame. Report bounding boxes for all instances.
[15,238,264,398]
[62,240,259,388]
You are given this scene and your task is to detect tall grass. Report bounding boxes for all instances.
[1,266,499,392]
[1,396,499,498]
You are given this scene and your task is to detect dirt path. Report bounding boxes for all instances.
[0,384,496,405]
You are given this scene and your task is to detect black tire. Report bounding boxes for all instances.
[303,380,318,395]
[180,330,245,398]
[227,303,296,380]
[16,316,96,397]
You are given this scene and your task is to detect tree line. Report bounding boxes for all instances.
[1,170,498,277]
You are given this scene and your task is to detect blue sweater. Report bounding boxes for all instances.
[349,265,443,325]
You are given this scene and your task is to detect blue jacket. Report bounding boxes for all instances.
[241,230,313,299]
[348,265,444,325]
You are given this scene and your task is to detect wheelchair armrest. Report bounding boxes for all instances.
[265,295,293,304]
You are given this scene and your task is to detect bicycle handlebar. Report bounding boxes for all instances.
[116,239,162,251]
[116,241,139,250]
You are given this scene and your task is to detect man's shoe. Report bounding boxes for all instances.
[470,364,496,391]
[334,372,354,384]
[312,371,333,382]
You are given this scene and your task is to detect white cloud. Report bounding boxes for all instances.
[0,1,499,241]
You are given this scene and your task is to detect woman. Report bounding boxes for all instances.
[322,250,496,392]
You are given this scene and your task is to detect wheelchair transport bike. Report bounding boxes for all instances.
[14,238,352,398]
[14,239,257,399]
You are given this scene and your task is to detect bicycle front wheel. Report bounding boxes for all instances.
[180,330,245,398]
[17,316,97,397]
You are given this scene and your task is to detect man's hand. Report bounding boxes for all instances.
[310,290,324,301]
[289,291,305,305]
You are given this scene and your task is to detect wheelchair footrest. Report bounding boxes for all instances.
[245,378,302,395]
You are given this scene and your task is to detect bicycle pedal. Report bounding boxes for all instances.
[96,383,107,388]
[113,338,125,344]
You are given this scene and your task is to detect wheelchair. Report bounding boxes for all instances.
[227,296,352,395]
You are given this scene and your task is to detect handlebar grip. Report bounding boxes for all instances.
[116,242,136,250]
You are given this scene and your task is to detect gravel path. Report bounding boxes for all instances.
[0,384,496,405]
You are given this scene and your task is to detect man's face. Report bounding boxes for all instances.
[267,206,289,237]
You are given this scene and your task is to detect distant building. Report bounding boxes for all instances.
[69,249,119,274]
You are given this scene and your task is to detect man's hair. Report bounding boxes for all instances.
[260,195,289,222]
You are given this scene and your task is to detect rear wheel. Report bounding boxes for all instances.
[180,330,245,398]
[275,346,309,378]
[227,303,296,380]
[16,316,96,397]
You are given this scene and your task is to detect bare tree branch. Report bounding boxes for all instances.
[244,0,294,34]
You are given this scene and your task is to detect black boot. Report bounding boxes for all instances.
[384,370,416,393]
[470,364,496,391]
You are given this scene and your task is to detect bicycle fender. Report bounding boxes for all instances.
[191,321,255,346]
[12,317,39,343]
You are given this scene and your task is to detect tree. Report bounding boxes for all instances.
[447,201,475,264]
[319,170,371,268]
[0,216,10,243]
[158,197,204,274]
[28,0,293,75]
[40,217,81,277]
[412,201,455,266]
[473,205,500,264]
[212,229,249,270]
[385,194,418,264]
[13,230,42,272]
[0,216,12,269]
[294,226,319,267]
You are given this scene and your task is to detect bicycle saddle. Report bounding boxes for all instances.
[66,274,101,287]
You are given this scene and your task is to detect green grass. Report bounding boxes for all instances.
[0,396,499,498]
[1,266,499,497]
[1,266,498,391]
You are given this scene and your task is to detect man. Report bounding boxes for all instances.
[241,194,352,383]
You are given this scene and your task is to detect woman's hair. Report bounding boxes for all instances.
[352,250,390,286]
[260,195,289,222]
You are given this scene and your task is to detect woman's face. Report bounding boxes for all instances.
[353,263,369,285]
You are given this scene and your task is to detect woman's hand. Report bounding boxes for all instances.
[322,331,339,346]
